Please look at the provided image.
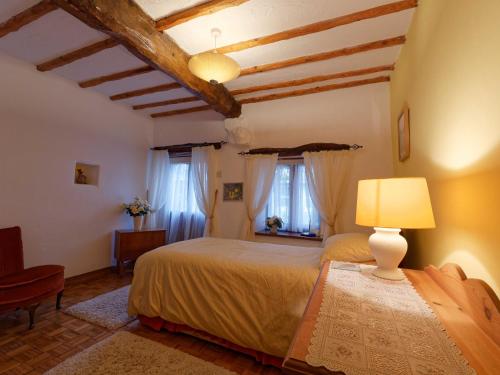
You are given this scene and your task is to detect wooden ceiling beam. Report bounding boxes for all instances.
[0,0,58,39]
[240,36,405,76]
[108,37,401,102]
[133,64,394,110]
[37,38,118,72]
[239,76,390,104]
[150,76,390,118]
[133,96,199,110]
[79,66,155,88]
[214,0,417,55]
[156,0,249,31]
[110,83,182,101]
[151,105,212,118]
[53,0,241,118]
[121,36,401,101]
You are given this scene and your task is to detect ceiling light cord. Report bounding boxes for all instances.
[211,28,221,52]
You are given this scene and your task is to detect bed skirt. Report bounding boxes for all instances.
[138,315,283,368]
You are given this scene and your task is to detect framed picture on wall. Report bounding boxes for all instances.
[223,182,243,201]
[398,103,410,161]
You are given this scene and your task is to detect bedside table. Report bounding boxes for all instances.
[114,229,167,276]
[283,262,500,375]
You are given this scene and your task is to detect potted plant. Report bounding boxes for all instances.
[123,197,151,231]
[266,216,284,234]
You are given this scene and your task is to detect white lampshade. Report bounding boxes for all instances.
[188,51,240,84]
[356,177,435,229]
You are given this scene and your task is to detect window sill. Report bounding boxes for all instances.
[255,230,323,242]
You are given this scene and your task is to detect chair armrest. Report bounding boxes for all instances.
[0,265,64,289]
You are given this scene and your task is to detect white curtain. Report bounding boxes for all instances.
[241,154,278,240]
[164,162,205,243]
[292,164,321,232]
[191,146,219,237]
[148,154,204,242]
[146,150,170,229]
[303,150,350,240]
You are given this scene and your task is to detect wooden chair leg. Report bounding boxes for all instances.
[27,303,40,330]
[56,290,63,310]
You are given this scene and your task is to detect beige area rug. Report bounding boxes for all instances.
[65,285,135,329]
[44,331,237,375]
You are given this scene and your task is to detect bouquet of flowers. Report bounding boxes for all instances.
[266,216,284,229]
[123,197,151,217]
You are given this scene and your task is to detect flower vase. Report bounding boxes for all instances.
[270,225,278,234]
[133,216,143,231]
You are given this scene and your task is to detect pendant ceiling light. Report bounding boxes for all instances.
[188,28,240,85]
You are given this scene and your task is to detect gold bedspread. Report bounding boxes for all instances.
[128,237,322,357]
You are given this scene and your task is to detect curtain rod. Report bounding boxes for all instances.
[151,141,227,151]
[238,143,362,156]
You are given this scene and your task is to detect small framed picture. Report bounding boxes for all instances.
[223,182,243,201]
[398,103,410,161]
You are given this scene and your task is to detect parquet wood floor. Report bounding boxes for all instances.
[0,269,281,375]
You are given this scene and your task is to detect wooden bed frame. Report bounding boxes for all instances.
[410,264,500,374]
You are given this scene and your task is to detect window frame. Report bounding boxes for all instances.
[264,158,320,234]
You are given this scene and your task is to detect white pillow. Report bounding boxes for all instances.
[321,232,374,263]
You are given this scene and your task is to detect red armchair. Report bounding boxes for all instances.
[0,226,64,329]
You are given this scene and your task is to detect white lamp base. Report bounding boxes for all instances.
[369,227,407,281]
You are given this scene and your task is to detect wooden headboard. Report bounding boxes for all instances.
[425,263,500,346]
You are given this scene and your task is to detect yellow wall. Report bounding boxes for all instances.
[391,0,500,294]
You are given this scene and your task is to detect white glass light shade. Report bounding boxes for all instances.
[188,51,240,84]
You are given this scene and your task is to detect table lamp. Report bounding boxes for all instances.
[356,177,435,280]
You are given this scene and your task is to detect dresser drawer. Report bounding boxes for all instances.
[114,229,167,275]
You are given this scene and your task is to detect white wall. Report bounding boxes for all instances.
[0,52,154,277]
[154,82,393,245]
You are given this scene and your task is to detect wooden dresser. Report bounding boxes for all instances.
[114,229,167,276]
[283,261,500,375]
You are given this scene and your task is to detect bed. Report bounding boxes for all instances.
[128,237,322,359]
[128,235,371,362]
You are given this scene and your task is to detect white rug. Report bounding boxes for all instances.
[44,331,237,375]
[65,286,135,329]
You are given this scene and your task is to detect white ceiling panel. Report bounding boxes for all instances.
[118,87,195,107]
[226,11,412,69]
[153,109,225,122]
[233,71,390,101]
[0,9,105,64]
[52,45,146,82]
[144,100,207,116]
[164,0,410,54]
[91,71,176,96]
[225,46,400,90]
[0,0,47,23]
[134,0,206,20]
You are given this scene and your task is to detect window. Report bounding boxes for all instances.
[162,161,204,242]
[167,162,200,215]
[265,162,320,233]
